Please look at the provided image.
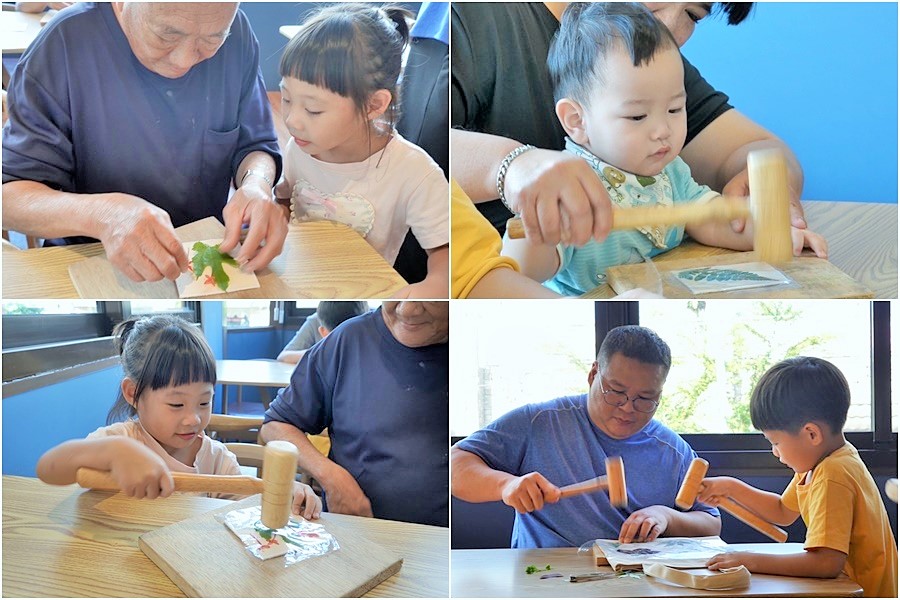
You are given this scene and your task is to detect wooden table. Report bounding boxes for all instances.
[583,200,897,299]
[1,221,408,299]
[0,10,42,54]
[2,476,448,598]
[451,546,863,597]
[216,359,294,414]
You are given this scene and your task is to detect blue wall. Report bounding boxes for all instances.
[683,3,897,204]
[3,365,123,477]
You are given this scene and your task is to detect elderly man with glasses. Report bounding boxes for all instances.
[451,325,721,548]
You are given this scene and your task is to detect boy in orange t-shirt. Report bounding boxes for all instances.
[698,357,897,598]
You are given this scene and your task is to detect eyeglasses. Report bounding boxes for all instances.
[598,378,660,414]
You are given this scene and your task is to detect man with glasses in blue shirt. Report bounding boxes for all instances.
[451,325,720,548]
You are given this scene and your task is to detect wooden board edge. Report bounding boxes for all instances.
[342,557,404,598]
[138,535,200,598]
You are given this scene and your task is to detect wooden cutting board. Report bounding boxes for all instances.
[67,218,294,298]
[139,496,403,598]
[605,252,873,299]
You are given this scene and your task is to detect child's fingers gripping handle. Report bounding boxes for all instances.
[75,467,120,490]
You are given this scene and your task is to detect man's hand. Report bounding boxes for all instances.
[504,149,613,247]
[500,472,561,513]
[95,193,190,282]
[291,481,323,520]
[722,168,806,231]
[220,181,288,273]
[322,465,374,517]
[618,505,670,543]
[108,438,174,500]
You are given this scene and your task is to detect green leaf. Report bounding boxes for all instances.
[677,268,777,283]
[191,242,239,291]
[636,175,657,187]
[525,565,538,575]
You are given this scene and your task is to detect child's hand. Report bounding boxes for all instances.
[291,481,322,520]
[695,476,738,506]
[707,551,755,572]
[108,438,174,499]
[791,226,827,258]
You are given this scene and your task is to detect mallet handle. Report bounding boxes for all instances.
[559,475,609,499]
[505,196,749,240]
[75,468,264,496]
[718,497,789,543]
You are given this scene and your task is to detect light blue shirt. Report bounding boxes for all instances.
[455,394,718,548]
[548,141,718,296]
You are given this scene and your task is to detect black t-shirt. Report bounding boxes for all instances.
[451,2,733,230]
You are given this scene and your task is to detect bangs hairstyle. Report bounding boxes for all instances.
[597,325,672,376]
[279,3,411,120]
[715,2,754,25]
[548,2,678,103]
[107,316,216,424]
[749,356,850,434]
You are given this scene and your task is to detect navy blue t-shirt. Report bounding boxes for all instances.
[2,2,281,243]
[264,308,449,527]
[456,395,718,548]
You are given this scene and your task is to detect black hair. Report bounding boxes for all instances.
[280,3,411,128]
[316,301,369,332]
[749,356,850,435]
[548,2,679,103]
[597,325,672,376]
[715,3,754,25]
[107,316,216,425]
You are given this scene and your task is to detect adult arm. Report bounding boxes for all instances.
[259,420,373,517]
[36,437,174,499]
[618,505,721,543]
[451,129,613,247]
[681,110,806,228]
[451,446,562,513]
[219,150,287,272]
[276,349,307,364]
[2,181,189,281]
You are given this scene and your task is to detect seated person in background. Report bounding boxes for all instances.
[277,301,369,364]
[700,357,897,598]
[502,3,827,296]
[451,325,720,547]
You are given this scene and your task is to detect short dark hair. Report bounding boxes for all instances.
[280,3,412,126]
[750,356,850,434]
[597,325,672,376]
[107,316,216,425]
[317,301,369,332]
[715,3,754,25]
[548,2,678,103]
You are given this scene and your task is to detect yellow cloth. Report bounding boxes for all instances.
[450,179,519,298]
[782,442,898,597]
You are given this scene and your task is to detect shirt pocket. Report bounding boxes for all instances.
[202,126,241,186]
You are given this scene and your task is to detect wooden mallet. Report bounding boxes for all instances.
[558,456,627,507]
[505,148,793,265]
[75,440,299,529]
[675,457,788,543]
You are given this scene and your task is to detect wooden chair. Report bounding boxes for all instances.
[205,414,330,487]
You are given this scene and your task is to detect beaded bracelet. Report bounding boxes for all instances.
[496,144,536,212]
[240,168,274,189]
